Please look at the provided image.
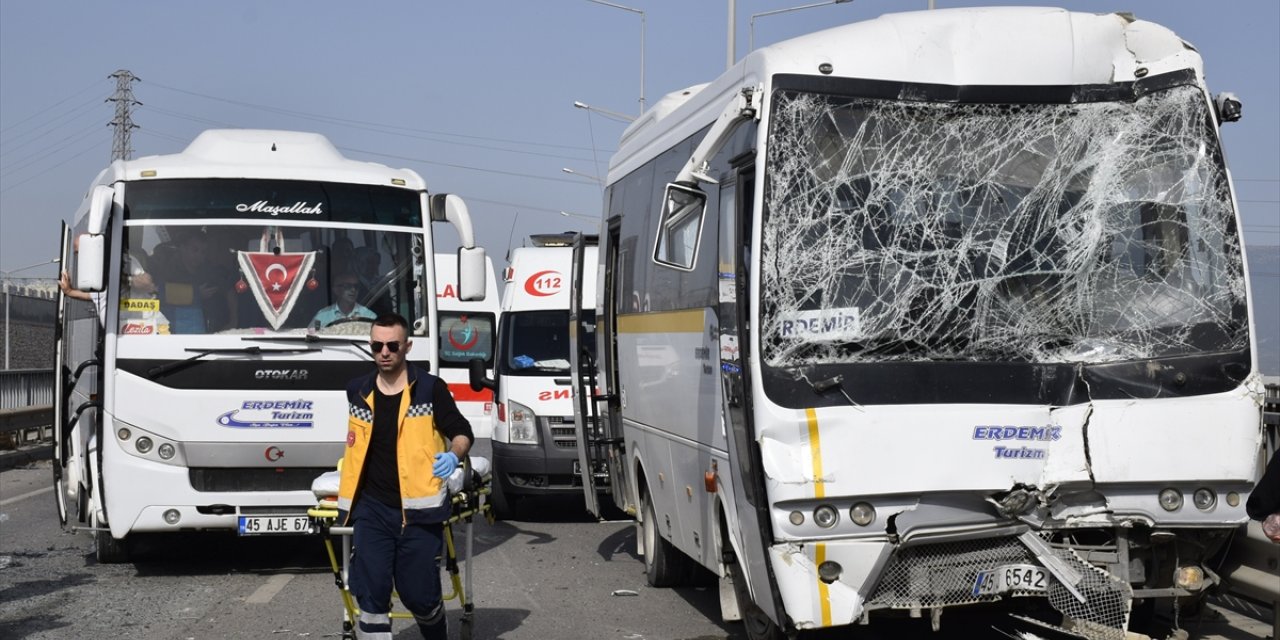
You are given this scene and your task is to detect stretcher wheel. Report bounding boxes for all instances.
[460,615,473,640]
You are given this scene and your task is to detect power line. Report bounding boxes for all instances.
[0,120,104,179]
[0,138,108,195]
[146,80,613,156]
[337,146,602,186]
[0,93,109,159]
[0,78,108,138]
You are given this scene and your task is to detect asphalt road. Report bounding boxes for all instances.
[0,442,1273,640]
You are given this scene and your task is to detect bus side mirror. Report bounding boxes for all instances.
[457,247,487,302]
[87,185,114,235]
[1215,92,1242,124]
[469,357,496,392]
[75,234,106,292]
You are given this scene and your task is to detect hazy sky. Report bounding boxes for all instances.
[2,1,1277,279]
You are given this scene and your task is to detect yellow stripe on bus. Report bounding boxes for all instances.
[816,542,832,627]
[617,309,705,334]
[805,408,824,499]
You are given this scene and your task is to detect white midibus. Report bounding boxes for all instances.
[54,129,487,562]
[470,234,599,517]
[434,253,500,439]
[569,8,1263,638]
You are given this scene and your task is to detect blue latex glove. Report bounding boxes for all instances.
[433,451,459,479]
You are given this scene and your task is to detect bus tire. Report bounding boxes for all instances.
[642,489,693,587]
[94,529,131,564]
[729,553,786,640]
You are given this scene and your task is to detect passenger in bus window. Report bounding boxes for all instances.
[152,229,232,333]
[310,272,376,329]
[336,313,473,640]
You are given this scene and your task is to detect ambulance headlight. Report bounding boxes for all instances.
[508,401,539,445]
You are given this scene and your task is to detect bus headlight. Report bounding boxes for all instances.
[813,505,839,528]
[508,401,539,445]
[135,437,154,454]
[117,428,131,441]
[1158,488,1183,512]
[158,443,176,460]
[1192,488,1216,511]
[850,502,876,526]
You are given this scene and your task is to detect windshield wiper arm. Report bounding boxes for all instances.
[147,346,319,379]
[241,334,374,359]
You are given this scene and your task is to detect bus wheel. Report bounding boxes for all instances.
[729,553,786,640]
[94,528,131,564]
[641,489,693,587]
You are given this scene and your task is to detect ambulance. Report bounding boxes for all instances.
[471,234,598,517]
[435,253,500,439]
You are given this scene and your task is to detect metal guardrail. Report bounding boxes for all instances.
[0,404,53,444]
[0,368,54,409]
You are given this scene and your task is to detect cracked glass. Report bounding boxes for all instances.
[760,83,1247,367]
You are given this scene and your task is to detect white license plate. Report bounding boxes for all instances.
[972,563,1051,596]
[237,515,312,536]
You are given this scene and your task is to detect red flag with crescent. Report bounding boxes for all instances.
[238,251,315,330]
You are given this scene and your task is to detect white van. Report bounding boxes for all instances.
[435,254,500,439]
[471,234,598,516]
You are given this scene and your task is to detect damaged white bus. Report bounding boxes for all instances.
[569,7,1264,639]
[54,129,487,562]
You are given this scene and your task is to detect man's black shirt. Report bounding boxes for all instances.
[362,387,403,508]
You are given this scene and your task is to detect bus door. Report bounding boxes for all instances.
[718,168,784,627]
[51,223,72,527]
[571,227,629,517]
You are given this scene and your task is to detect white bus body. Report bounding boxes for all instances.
[434,253,500,439]
[473,234,598,516]
[54,129,486,562]
[571,8,1264,638]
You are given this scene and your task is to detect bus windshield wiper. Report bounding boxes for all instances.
[240,334,374,359]
[147,346,319,379]
[799,371,864,411]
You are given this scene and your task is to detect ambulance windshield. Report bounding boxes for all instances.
[759,82,1247,368]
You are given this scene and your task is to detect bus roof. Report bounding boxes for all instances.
[610,7,1204,181]
[100,129,426,189]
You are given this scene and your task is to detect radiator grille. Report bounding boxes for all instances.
[189,467,328,492]
[866,534,1130,639]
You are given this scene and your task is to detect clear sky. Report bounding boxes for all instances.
[2,0,1277,279]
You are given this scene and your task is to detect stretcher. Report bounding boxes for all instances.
[308,457,493,640]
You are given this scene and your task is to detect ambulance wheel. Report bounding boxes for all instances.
[641,488,694,587]
[730,553,786,640]
[487,477,514,520]
[95,528,131,564]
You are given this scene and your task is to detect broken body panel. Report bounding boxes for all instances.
[578,7,1264,639]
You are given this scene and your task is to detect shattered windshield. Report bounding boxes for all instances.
[761,82,1247,367]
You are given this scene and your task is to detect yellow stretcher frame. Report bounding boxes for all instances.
[308,463,493,640]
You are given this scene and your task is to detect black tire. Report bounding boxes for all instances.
[487,476,515,520]
[729,552,786,640]
[641,489,694,587]
[95,528,131,564]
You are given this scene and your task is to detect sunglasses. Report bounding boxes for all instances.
[370,341,402,353]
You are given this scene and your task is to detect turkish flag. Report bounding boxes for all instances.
[238,251,315,329]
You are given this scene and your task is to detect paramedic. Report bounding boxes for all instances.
[336,313,473,640]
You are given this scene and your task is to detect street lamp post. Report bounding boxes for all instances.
[572,101,636,124]
[749,0,853,53]
[585,0,646,115]
[561,167,605,185]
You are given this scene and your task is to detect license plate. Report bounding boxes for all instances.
[237,515,312,536]
[972,564,1051,596]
